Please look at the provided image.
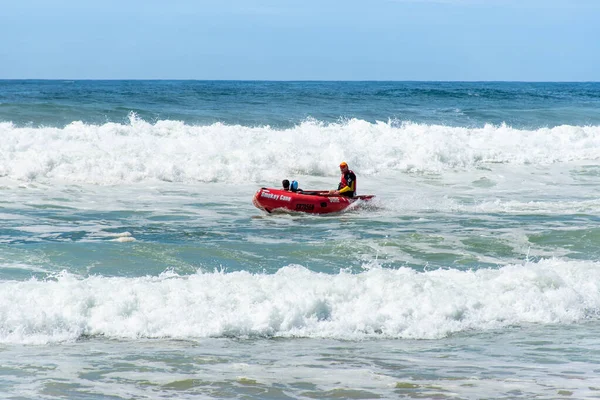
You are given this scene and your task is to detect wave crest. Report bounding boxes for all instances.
[1,259,599,344]
[1,116,599,184]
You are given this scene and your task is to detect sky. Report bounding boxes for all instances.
[0,0,599,81]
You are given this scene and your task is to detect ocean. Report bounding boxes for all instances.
[1,80,600,399]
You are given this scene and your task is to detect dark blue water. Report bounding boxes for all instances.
[1,80,599,128]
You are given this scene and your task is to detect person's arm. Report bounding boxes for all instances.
[338,185,353,194]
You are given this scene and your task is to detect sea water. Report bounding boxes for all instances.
[1,80,600,399]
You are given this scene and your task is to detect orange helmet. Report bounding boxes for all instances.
[339,161,348,168]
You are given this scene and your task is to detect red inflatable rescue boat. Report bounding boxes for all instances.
[253,188,375,214]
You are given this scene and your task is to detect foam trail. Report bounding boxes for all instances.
[1,117,600,184]
[1,259,599,344]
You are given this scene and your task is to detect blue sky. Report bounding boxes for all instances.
[1,0,598,81]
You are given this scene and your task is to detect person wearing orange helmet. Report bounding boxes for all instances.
[329,161,356,197]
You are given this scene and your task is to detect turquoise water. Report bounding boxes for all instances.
[2,81,600,398]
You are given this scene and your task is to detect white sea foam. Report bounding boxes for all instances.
[1,258,599,344]
[1,117,600,185]
[111,236,136,243]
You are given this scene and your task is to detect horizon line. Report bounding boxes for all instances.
[1,78,599,83]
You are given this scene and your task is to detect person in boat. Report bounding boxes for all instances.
[329,161,356,197]
[290,180,302,192]
[282,179,303,192]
